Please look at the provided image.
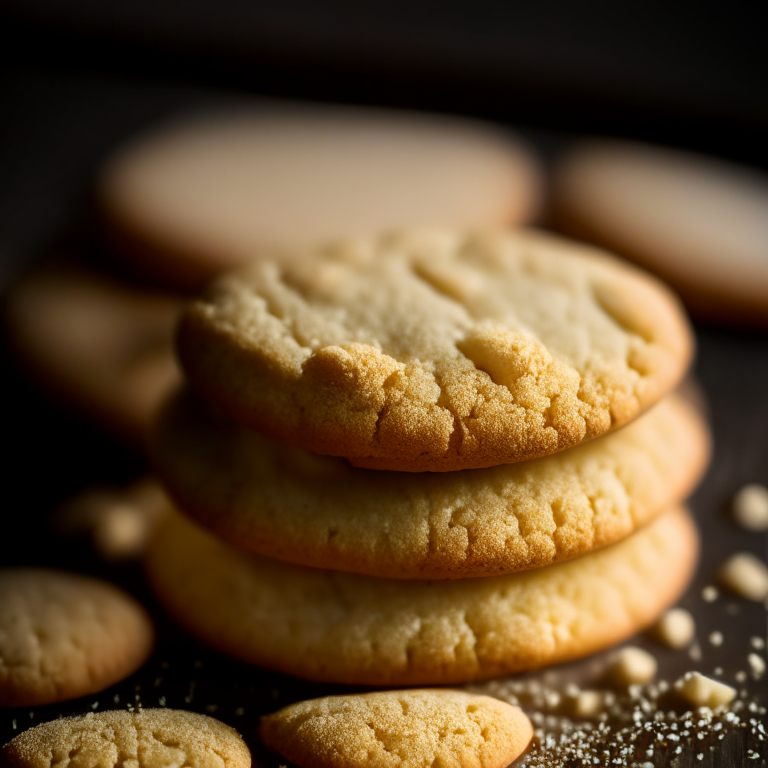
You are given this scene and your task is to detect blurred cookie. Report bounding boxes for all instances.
[0,569,154,707]
[178,229,692,471]
[1,709,250,768]
[155,391,708,578]
[99,104,542,291]
[551,139,768,326]
[145,506,697,686]
[259,689,532,768]
[3,260,181,447]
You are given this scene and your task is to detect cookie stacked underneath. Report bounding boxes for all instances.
[147,228,708,686]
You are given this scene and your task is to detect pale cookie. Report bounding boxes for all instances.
[259,689,532,768]
[4,260,181,447]
[551,139,768,326]
[0,569,154,707]
[99,105,541,290]
[145,506,697,686]
[0,709,250,768]
[154,391,708,578]
[178,229,692,471]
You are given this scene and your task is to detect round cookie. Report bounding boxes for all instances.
[99,105,542,291]
[0,569,154,707]
[145,506,698,686]
[259,690,532,768]
[1,709,251,768]
[178,229,692,471]
[550,139,768,326]
[154,391,709,578]
[3,260,181,447]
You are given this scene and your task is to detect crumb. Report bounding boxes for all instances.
[651,608,696,649]
[733,483,768,531]
[718,553,768,602]
[747,654,765,679]
[608,646,658,686]
[675,672,737,708]
[709,631,724,647]
[702,586,719,602]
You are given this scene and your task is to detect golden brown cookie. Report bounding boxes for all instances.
[259,689,532,768]
[1,709,251,768]
[154,391,708,578]
[99,104,541,291]
[551,139,768,326]
[3,260,181,447]
[0,569,154,707]
[145,506,697,686]
[178,229,692,471]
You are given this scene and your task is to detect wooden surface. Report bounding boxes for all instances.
[0,69,766,767]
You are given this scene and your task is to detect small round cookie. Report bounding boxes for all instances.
[259,690,532,768]
[178,229,692,471]
[3,260,181,447]
[99,105,541,291]
[145,506,697,686]
[154,391,709,578]
[0,569,154,707]
[551,139,768,326]
[1,709,251,768]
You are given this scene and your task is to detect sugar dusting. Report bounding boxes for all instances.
[468,676,767,767]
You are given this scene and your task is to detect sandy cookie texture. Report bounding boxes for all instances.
[0,709,250,768]
[0,570,154,707]
[99,105,540,291]
[3,260,180,446]
[178,229,692,471]
[145,506,696,686]
[259,689,532,768]
[155,391,708,578]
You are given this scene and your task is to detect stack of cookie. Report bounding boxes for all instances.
[147,228,709,686]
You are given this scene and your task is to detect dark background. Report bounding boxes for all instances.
[0,3,766,766]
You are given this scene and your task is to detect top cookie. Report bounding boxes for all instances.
[99,105,541,291]
[179,229,692,471]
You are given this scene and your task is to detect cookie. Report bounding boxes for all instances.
[0,569,154,707]
[99,105,541,291]
[3,260,181,447]
[259,689,532,768]
[145,506,697,686]
[1,709,251,768]
[550,139,768,326]
[178,229,692,471]
[154,391,708,578]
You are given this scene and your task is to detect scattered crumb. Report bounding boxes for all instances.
[751,637,766,650]
[747,654,765,679]
[718,553,768,602]
[676,672,737,708]
[702,586,719,602]
[733,483,768,531]
[689,642,703,661]
[651,608,695,649]
[709,631,724,647]
[608,646,658,686]
[571,690,603,719]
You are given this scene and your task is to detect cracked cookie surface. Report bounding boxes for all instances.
[259,689,532,768]
[0,570,154,707]
[145,506,697,686]
[0,709,250,768]
[178,229,692,471]
[155,391,708,578]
